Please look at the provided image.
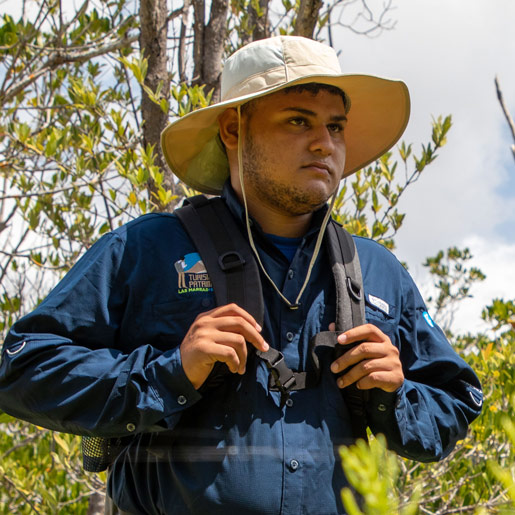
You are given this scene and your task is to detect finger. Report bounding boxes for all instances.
[355,371,402,392]
[212,330,249,374]
[328,322,336,331]
[336,354,404,392]
[331,341,390,374]
[203,340,243,374]
[208,303,263,332]
[195,308,268,352]
[211,315,269,352]
[336,323,388,346]
[336,357,386,387]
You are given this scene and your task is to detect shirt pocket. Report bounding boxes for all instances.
[149,295,216,348]
[364,294,398,346]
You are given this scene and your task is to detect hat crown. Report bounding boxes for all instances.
[221,36,342,101]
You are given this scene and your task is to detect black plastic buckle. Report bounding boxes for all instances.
[218,251,245,271]
[346,277,363,302]
[268,354,297,393]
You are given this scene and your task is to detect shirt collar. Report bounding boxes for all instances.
[220,180,331,240]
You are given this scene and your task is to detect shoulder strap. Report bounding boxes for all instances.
[175,195,264,325]
[310,220,369,440]
[176,198,369,438]
[326,219,366,330]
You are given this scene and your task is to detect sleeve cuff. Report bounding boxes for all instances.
[147,346,203,426]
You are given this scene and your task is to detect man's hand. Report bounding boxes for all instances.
[180,303,269,390]
[329,323,404,393]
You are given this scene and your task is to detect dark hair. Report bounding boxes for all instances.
[241,83,349,117]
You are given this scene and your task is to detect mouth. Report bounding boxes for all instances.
[302,162,332,175]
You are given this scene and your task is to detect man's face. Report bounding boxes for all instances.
[238,88,347,217]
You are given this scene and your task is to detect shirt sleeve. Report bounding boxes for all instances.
[365,262,483,462]
[0,231,201,437]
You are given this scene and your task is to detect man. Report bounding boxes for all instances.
[0,36,482,514]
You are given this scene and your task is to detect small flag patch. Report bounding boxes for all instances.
[422,311,435,328]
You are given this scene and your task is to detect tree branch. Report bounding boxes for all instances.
[495,75,515,163]
[0,33,139,105]
[294,0,323,38]
[139,0,173,209]
[201,0,229,102]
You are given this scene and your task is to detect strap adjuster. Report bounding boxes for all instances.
[268,353,297,393]
[346,276,363,302]
[257,349,297,394]
[218,251,245,271]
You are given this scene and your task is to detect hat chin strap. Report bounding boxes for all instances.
[236,105,337,310]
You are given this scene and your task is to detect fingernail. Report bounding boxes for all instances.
[331,362,338,373]
[256,323,262,332]
[262,341,269,351]
[338,334,347,344]
[338,378,345,388]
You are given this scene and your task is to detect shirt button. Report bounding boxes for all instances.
[377,403,387,412]
[126,423,136,432]
[286,332,294,342]
[177,395,187,405]
[289,459,299,471]
[285,398,294,408]
[287,269,294,280]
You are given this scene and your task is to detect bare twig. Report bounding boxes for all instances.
[1,473,42,514]
[0,178,100,201]
[495,75,515,163]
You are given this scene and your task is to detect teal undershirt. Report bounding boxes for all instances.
[265,233,302,263]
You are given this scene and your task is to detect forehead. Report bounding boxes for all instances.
[246,88,347,115]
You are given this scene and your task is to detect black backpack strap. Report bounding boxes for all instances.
[177,195,313,406]
[175,195,264,324]
[310,220,369,440]
[326,219,365,329]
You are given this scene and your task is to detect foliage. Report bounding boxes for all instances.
[0,0,394,340]
[424,246,486,334]
[0,414,99,513]
[340,435,419,515]
[0,0,511,513]
[332,115,452,250]
[340,288,515,513]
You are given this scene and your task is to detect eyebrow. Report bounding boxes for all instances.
[280,107,347,122]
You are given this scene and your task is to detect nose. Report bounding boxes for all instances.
[308,126,336,156]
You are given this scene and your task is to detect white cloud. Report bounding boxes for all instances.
[334,0,515,332]
[455,235,515,331]
[409,234,515,334]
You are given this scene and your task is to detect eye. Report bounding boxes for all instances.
[289,117,308,127]
[327,123,344,134]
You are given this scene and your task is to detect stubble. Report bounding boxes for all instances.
[242,132,332,216]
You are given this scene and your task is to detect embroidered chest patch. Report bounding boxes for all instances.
[174,252,213,294]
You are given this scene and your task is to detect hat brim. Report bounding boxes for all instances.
[161,73,410,195]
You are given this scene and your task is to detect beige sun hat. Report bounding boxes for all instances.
[161,36,410,195]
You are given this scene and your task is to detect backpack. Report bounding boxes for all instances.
[81,195,367,472]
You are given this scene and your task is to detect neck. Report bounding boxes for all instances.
[235,189,313,238]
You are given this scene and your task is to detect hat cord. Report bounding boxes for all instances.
[236,105,336,310]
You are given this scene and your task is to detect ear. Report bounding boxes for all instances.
[218,108,240,150]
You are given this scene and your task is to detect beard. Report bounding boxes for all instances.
[242,132,334,216]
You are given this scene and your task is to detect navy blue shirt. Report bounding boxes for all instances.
[0,184,482,514]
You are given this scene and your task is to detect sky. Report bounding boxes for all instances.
[1,0,514,333]
[334,0,515,333]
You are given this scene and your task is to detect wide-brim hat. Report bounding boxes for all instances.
[161,36,410,195]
